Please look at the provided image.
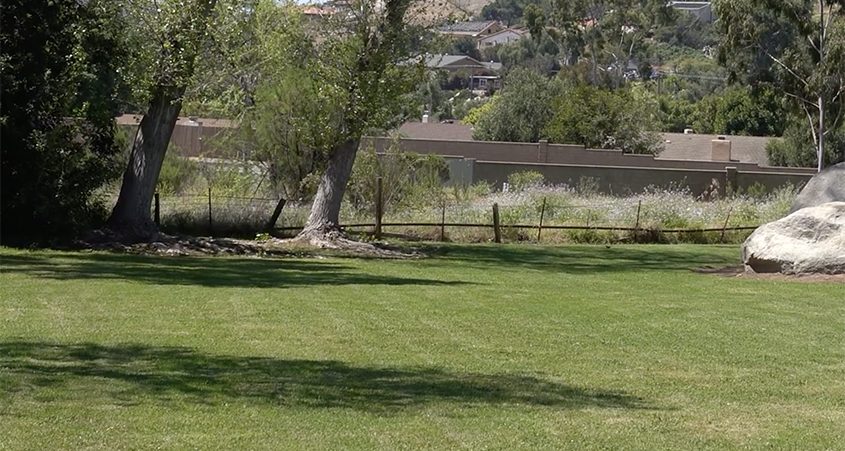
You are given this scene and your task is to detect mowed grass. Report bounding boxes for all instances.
[0,244,843,450]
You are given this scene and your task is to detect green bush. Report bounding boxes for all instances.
[544,85,663,155]
[347,140,448,214]
[473,68,559,142]
[157,149,201,195]
[1,0,129,244]
[766,118,845,168]
[507,171,545,191]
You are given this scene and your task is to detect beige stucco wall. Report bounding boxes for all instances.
[366,136,815,195]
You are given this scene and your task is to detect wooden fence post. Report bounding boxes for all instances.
[207,186,213,233]
[492,203,502,243]
[375,177,383,239]
[265,198,287,232]
[154,192,160,227]
[440,201,446,242]
[634,200,642,230]
[720,206,733,243]
[537,197,546,242]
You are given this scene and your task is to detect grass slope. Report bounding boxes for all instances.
[1,244,843,449]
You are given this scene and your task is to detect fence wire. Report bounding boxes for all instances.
[153,188,761,243]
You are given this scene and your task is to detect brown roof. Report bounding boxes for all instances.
[659,133,772,165]
[302,5,337,16]
[437,20,500,34]
[397,122,474,141]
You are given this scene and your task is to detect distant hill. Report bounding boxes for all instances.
[409,0,493,26]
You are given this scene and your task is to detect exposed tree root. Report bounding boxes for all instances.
[282,227,417,258]
[74,226,418,259]
[77,229,270,257]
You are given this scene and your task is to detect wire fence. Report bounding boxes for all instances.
[153,180,764,244]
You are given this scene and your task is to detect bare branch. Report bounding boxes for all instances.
[756,44,810,87]
[802,103,819,145]
[783,91,820,109]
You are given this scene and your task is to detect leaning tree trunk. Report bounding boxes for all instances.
[108,86,185,241]
[297,139,359,240]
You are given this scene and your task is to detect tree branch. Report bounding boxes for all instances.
[756,44,810,87]
[801,103,819,145]
[783,91,820,109]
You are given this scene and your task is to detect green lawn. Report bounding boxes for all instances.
[1,244,843,450]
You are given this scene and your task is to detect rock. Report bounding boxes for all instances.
[742,202,845,275]
[790,162,845,213]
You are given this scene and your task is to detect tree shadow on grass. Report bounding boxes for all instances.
[0,253,472,288]
[0,341,651,413]
[416,244,738,274]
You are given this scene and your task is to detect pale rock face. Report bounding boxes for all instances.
[742,202,845,275]
[790,162,845,213]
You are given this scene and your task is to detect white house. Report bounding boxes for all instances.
[477,28,529,49]
[436,20,505,38]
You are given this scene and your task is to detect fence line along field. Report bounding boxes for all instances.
[144,166,798,244]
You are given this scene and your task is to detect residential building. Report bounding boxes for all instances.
[436,20,504,38]
[424,54,503,92]
[668,1,714,23]
[477,28,528,49]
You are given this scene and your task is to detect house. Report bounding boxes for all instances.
[668,1,714,23]
[659,132,772,165]
[476,28,528,49]
[436,20,505,38]
[302,5,338,23]
[424,54,503,92]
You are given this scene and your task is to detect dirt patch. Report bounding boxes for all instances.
[695,265,845,283]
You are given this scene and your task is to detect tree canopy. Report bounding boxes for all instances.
[715,0,845,168]
[1,0,130,244]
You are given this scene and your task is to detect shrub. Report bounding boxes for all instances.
[157,149,201,195]
[347,140,448,214]
[507,171,545,192]
[766,118,845,168]
[473,68,559,142]
[1,0,129,244]
[544,85,664,155]
[462,97,497,125]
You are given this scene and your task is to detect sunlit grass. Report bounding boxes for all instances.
[1,244,842,449]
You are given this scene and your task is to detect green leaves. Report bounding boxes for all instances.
[473,68,558,142]
[1,0,129,243]
[714,0,845,165]
[544,84,663,154]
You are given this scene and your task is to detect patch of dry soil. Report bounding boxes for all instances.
[695,266,845,283]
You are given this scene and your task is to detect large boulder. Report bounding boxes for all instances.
[790,162,845,213]
[742,202,845,275]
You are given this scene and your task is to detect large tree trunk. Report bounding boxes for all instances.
[108,86,185,241]
[297,140,359,240]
